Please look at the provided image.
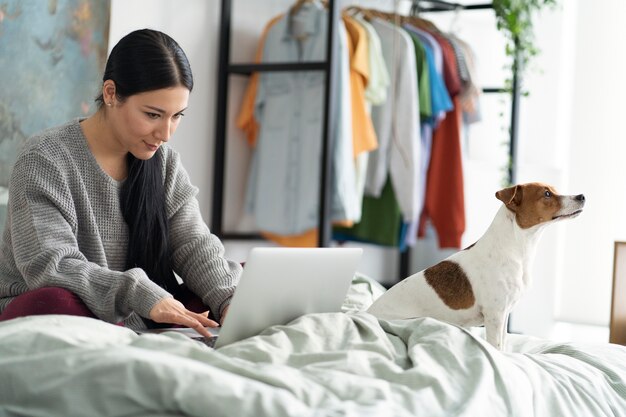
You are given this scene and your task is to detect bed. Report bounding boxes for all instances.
[1,275,625,417]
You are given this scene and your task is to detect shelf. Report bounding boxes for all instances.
[228,62,329,75]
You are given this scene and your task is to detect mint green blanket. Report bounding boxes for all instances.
[1,276,625,416]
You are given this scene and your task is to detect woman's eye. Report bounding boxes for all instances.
[544,190,552,198]
[173,112,185,120]
[146,112,160,119]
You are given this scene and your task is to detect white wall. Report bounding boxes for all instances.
[554,0,626,331]
[496,0,626,342]
[108,0,624,342]
[507,1,580,339]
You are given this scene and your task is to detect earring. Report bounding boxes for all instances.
[106,102,112,107]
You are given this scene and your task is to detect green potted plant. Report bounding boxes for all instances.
[492,0,558,185]
[493,0,557,76]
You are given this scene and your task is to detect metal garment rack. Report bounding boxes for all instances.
[211,0,521,282]
[211,0,339,247]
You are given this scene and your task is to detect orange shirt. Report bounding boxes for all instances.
[342,14,378,157]
[260,217,354,248]
[418,96,465,248]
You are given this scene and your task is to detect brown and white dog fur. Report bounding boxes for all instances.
[367,182,585,350]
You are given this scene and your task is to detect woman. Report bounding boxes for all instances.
[0,29,241,338]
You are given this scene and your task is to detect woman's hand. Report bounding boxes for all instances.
[149,297,218,338]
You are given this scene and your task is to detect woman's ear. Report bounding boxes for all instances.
[102,80,117,106]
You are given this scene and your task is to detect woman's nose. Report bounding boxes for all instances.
[155,120,171,142]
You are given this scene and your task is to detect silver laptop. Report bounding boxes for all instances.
[140,247,362,348]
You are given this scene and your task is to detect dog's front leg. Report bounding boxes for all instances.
[484,311,508,350]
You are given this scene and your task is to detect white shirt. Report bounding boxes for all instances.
[365,18,422,223]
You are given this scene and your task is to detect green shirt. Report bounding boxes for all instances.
[334,177,403,247]
[407,30,432,119]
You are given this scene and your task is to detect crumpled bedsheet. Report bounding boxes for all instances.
[1,276,625,417]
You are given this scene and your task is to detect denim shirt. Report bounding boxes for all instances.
[245,4,359,235]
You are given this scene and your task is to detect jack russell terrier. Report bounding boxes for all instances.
[367,182,585,350]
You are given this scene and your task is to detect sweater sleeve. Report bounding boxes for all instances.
[8,151,171,323]
[163,148,241,322]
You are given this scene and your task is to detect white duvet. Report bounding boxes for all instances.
[1,276,625,417]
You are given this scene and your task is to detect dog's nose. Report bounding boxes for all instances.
[575,194,585,202]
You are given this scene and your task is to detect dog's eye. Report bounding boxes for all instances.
[544,191,552,198]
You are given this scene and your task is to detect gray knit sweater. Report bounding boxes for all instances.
[0,119,241,328]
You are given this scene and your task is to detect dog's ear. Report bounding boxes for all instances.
[495,185,523,210]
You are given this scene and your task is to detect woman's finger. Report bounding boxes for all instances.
[190,322,214,338]
[193,312,220,328]
[172,313,214,338]
[149,298,217,337]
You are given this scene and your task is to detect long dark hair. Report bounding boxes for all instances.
[98,29,193,296]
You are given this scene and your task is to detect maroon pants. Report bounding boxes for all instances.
[0,286,208,323]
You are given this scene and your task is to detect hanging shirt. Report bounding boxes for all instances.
[341,15,371,229]
[414,25,465,249]
[450,34,482,124]
[432,32,463,99]
[259,12,357,247]
[418,96,465,249]
[447,35,470,88]
[353,15,390,107]
[236,14,284,146]
[407,32,432,120]
[404,24,453,125]
[245,3,359,235]
[342,14,378,157]
[402,24,455,248]
[333,177,403,247]
[365,18,421,224]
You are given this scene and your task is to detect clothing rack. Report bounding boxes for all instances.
[412,0,494,12]
[211,0,521,282]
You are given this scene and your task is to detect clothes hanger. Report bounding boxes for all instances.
[404,6,441,33]
[414,0,460,11]
[342,5,375,21]
[407,0,458,33]
[366,9,395,22]
[448,4,462,34]
[289,0,314,16]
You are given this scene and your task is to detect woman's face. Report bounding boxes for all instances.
[109,86,190,160]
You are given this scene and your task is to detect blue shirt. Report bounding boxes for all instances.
[245,4,359,234]
[403,24,453,125]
